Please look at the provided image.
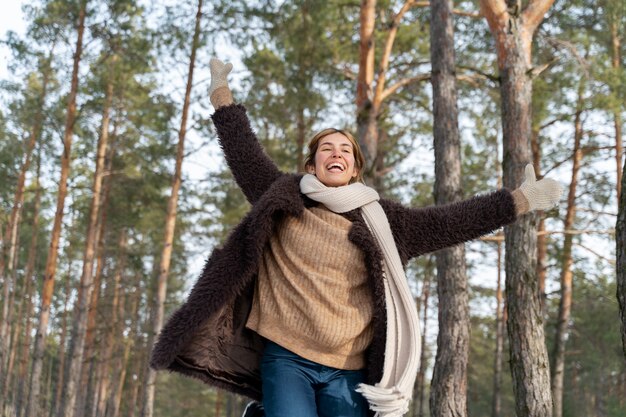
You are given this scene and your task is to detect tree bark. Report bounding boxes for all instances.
[15,153,43,417]
[492,241,504,417]
[296,106,306,172]
[52,260,74,417]
[1,223,20,408]
[356,0,425,187]
[616,98,626,360]
[610,20,623,198]
[214,390,223,417]
[107,273,140,417]
[26,2,87,415]
[58,54,113,417]
[141,1,203,415]
[0,49,53,404]
[531,129,547,310]
[428,1,468,416]
[96,230,127,417]
[356,0,377,175]
[414,262,432,417]
[480,1,555,416]
[551,79,584,417]
[78,112,117,417]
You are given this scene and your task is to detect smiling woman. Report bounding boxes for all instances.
[303,128,365,187]
[150,58,563,417]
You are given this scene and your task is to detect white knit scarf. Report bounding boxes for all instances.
[300,174,421,417]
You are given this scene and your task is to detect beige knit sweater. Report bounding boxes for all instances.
[246,205,374,370]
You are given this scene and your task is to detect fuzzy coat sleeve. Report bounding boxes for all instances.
[211,104,283,204]
[381,189,517,262]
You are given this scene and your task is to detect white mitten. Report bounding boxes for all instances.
[209,58,233,108]
[519,164,563,211]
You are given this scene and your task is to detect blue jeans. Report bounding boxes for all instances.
[260,341,368,417]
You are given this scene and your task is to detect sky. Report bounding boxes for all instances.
[0,2,26,79]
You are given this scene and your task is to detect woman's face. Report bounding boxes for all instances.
[308,132,358,187]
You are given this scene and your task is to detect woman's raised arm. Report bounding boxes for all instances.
[209,59,282,204]
[383,165,563,262]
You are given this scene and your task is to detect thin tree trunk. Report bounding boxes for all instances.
[52,263,73,417]
[58,53,112,417]
[90,115,119,417]
[296,106,306,172]
[15,154,43,417]
[27,3,87,415]
[214,390,223,417]
[0,52,53,406]
[141,2,203,415]
[107,273,140,417]
[551,79,584,417]
[492,241,504,417]
[619,134,626,359]
[611,21,623,197]
[4,236,26,404]
[531,129,547,310]
[415,264,432,417]
[429,1,468,416]
[356,0,377,176]
[129,337,146,417]
[96,230,127,417]
[492,133,505,417]
[0,211,20,400]
[107,336,132,417]
[78,139,114,417]
[1,223,21,407]
[480,1,555,415]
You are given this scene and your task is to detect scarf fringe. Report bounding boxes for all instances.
[355,383,410,417]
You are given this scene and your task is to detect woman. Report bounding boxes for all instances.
[150,59,562,417]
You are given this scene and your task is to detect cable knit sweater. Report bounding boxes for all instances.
[246,205,373,370]
[150,104,519,401]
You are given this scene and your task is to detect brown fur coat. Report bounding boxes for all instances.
[150,104,517,400]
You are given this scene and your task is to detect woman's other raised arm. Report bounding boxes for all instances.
[209,58,282,204]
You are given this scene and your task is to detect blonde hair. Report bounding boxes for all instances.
[303,128,365,184]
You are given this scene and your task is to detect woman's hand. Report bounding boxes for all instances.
[209,58,233,109]
[516,164,563,213]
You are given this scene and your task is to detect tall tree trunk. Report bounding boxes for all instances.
[52,261,74,417]
[429,1,468,416]
[0,51,53,404]
[107,273,140,417]
[355,0,428,188]
[296,106,306,172]
[15,154,43,417]
[615,143,626,358]
[77,126,115,417]
[480,1,555,416]
[414,263,432,417]
[551,80,584,417]
[611,21,623,197]
[531,129,547,309]
[3,235,27,404]
[58,55,113,417]
[141,2,203,416]
[96,230,127,417]
[129,337,146,417]
[1,224,21,408]
[356,0,377,179]
[27,3,87,415]
[214,390,223,417]
[492,241,505,417]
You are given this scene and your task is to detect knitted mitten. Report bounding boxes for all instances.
[514,164,563,214]
[209,58,233,109]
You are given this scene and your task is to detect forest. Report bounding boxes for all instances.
[0,0,624,416]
